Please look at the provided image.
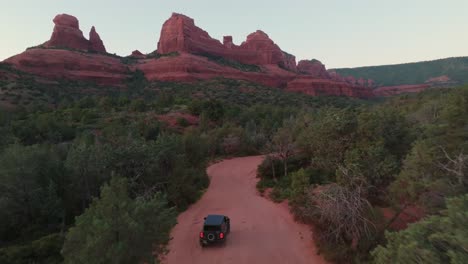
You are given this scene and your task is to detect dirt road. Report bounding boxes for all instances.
[161,156,326,264]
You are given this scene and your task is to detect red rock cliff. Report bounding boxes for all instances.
[89,26,106,53]
[44,14,89,50]
[157,13,297,71]
[44,14,106,53]
[5,49,128,86]
[3,13,375,98]
[297,59,330,78]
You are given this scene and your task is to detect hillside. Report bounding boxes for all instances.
[334,56,468,87]
[1,10,467,264]
[2,13,373,99]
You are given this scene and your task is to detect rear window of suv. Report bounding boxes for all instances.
[204,225,220,231]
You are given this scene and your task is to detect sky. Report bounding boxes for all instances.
[0,0,467,68]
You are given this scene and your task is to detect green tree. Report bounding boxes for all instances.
[65,141,110,210]
[372,194,468,264]
[297,108,358,174]
[62,177,176,264]
[290,169,309,206]
[202,100,224,122]
[0,144,65,241]
[272,119,296,177]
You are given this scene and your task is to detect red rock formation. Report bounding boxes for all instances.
[89,26,106,53]
[157,13,297,71]
[286,76,373,98]
[425,75,451,83]
[130,50,145,58]
[328,70,345,82]
[43,14,107,53]
[2,12,374,98]
[44,14,89,50]
[297,60,330,78]
[136,53,296,88]
[373,84,431,96]
[345,76,357,85]
[135,52,372,98]
[238,30,296,71]
[4,49,129,86]
[223,36,233,48]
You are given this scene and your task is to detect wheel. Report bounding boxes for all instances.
[207,233,215,241]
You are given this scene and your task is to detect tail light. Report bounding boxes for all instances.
[200,232,204,238]
[219,232,224,239]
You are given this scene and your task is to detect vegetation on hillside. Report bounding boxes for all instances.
[0,70,363,263]
[256,86,468,263]
[334,56,468,87]
[197,52,262,72]
[0,65,466,263]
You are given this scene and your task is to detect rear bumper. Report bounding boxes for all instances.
[199,238,225,245]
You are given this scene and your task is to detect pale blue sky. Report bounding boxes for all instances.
[0,0,467,68]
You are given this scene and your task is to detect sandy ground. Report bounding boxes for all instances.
[161,156,327,264]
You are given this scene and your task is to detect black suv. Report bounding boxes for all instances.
[199,214,230,247]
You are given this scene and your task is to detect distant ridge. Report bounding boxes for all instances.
[333,56,468,87]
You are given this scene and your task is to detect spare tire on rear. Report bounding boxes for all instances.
[207,233,215,241]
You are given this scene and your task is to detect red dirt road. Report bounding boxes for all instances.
[161,156,327,264]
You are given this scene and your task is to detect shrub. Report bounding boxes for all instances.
[176,117,190,127]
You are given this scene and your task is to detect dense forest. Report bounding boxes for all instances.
[0,64,467,263]
[0,69,362,263]
[257,86,468,263]
[334,56,468,87]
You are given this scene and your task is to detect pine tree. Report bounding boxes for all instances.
[62,177,176,264]
[372,194,468,264]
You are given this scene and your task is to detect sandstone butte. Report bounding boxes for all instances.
[3,13,380,97]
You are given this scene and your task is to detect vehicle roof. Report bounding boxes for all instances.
[204,214,225,226]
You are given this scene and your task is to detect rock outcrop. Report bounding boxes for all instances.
[286,77,373,98]
[425,75,450,83]
[371,75,454,96]
[297,59,330,78]
[130,50,145,58]
[89,26,106,53]
[3,12,374,98]
[44,14,106,53]
[44,14,89,50]
[157,13,297,71]
[136,52,297,88]
[373,84,431,97]
[4,49,128,86]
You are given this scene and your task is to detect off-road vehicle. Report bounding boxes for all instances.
[199,214,230,247]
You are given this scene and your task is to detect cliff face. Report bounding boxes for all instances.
[44,14,107,53]
[3,13,374,98]
[5,49,128,86]
[43,14,90,51]
[89,26,106,53]
[373,84,431,97]
[297,60,330,78]
[157,13,297,71]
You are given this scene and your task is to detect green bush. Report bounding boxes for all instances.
[270,175,292,202]
[176,117,190,127]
